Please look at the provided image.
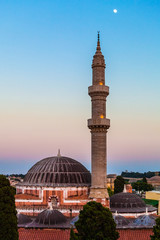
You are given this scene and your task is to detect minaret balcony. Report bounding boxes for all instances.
[88,118,110,129]
[88,85,109,97]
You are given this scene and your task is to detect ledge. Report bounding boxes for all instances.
[88,85,109,96]
[88,118,110,129]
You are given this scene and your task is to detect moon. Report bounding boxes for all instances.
[113,9,118,13]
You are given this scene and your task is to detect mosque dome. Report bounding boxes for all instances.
[133,214,156,226]
[17,213,32,225]
[113,215,130,227]
[110,193,157,213]
[35,209,67,225]
[22,155,91,187]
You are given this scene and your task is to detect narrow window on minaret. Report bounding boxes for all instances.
[100,115,104,119]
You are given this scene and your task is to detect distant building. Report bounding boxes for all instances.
[147,176,160,191]
[146,190,160,214]
[7,176,23,187]
[125,184,132,193]
[106,174,132,193]
[106,174,117,190]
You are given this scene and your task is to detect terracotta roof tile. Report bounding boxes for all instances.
[18,229,70,240]
[118,229,153,240]
[66,195,89,200]
[18,228,154,240]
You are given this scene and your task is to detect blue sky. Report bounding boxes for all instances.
[0,0,160,174]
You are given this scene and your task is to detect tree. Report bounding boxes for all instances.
[132,181,153,192]
[0,175,18,240]
[70,227,78,240]
[70,201,119,240]
[121,171,156,178]
[107,187,114,197]
[142,177,147,183]
[114,176,125,194]
[150,217,160,240]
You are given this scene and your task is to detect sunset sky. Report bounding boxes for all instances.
[0,0,160,174]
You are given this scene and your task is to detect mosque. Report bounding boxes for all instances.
[15,32,110,216]
[15,34,157,223]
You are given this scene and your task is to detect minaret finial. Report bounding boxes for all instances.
[57,149,61,157]
[97,31,100,43]
[96,31,101,52]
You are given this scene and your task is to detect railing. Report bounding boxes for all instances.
[88,118,110,128]
[88,85,109,95]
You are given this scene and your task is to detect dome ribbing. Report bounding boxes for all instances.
[35,209,67,225]
[21,156,91,187]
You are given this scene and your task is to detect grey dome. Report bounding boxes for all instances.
[35,209,67,225]
[133,214,156,226]
[110,193,157,213]
[113,215,130,227]
[17,213,32,225]
[22,156,91,187]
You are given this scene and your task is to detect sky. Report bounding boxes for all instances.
[0,0,160,175]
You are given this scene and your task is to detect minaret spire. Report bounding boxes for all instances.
[97,31,100,44]
[57,149,61,157]
[96,31,101,52]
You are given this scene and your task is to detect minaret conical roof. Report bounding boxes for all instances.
[96,31,101,54]
[92,32,105,67]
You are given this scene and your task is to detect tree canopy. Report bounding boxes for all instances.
[107,187,114,197]
[0,175,18,240]
[150,217,160,240]
[121,171,157,178]
[70,201,119,240]
[114,176,125,194]
[132,178,153,192]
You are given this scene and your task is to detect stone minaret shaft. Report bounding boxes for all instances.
[88,33,110,199]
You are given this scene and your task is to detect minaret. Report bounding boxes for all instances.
[88,32,110,199]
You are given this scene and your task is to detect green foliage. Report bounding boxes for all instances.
[150,217,160,240]
[11,186,16,195]
[121,171,157,178]
[73,201,119,240]
[70,227,78,240]
[0,175,10,188]
[0,175,18,240]
[132,181,153,192]
[107,187,114,197]
[142,199,158,208]
[142,177,147,183]
[114,176,125,194]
